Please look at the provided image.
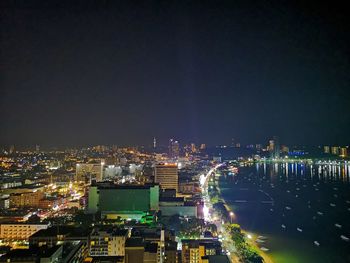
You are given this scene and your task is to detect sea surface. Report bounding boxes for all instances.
[218,162,350,263]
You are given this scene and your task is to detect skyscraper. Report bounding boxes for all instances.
[154,163,178,192]
[168,139,180,158]
[273,136,280,159]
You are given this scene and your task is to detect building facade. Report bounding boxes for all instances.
[154,164,178,192]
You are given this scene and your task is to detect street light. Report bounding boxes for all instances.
[229,212,234,223]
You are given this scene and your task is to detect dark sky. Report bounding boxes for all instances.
[1,0,350,148]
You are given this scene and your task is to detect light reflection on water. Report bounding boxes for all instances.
[220,161,350,263]
[259,162,350,183]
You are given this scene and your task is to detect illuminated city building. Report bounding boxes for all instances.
[324,146,330,154]
[268,136,280,158]
[153,137,157,149]
[154,163,178,192]
[75,162,104,182]
[89,228,128,257]
[168,139,180,158]
[87,183,159,219]
[331,146,339,155]
[0,223,48,241]
[340,147,347,157]
[181,239,221,263]
[9,191,44,208]
[191,143,197,153]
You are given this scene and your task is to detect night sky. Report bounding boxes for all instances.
[1,0,350,148]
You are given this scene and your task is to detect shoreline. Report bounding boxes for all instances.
[214,175,274,263]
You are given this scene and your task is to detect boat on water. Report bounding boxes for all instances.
[335,224,342,228]
[297,228,303,232]
[257,236,268,240]
[260,247,269,251]
[281,224,286,229]
[340,235,349,242]
[317,211,323,216]
[285,206,292,210]
[330,203,336,207]
[314,241,320,246]
[256,239,265,243]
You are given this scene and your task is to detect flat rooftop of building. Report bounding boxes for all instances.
[0,246,61,260]
[91,182,158,189]
[159,197,184,202]
[201,255,231,263]
[125,237,144,248]
[30,226,89,238]
[90,227,128,236]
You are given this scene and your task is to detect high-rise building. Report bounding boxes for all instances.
[154,163,178,192]
[87,183,159,217]
[268,136,280,158]
[281,145,289,153]
[168,139,180,158]
[340,147,347,157]
[191,143,197,153]
[9,145,15,154]
[324,146,330,154]
[89,228,128,257]
[76,162,104,182]
[181,239,221,263]
[200,144,206,150]
[331,146,339,155]
[273,136,280,158]
[153,137,157,149]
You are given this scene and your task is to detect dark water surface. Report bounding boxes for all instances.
[219,162,350,263]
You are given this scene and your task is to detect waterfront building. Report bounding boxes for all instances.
[154,163,178,192]
[331,146,339,155]
[324,146,330,154]
[340,147,347,157]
